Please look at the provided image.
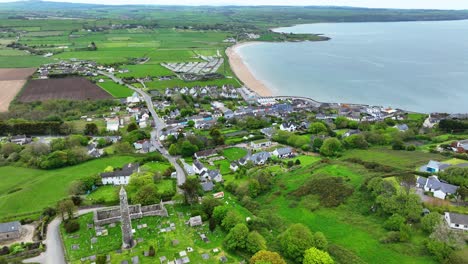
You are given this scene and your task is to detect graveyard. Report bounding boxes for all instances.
[61,202,245,264]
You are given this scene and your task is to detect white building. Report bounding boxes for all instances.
[100,163,140,185]
[444,212,468,231]
[126,92,141,104]
[106,118,120,132]
[416,176,459,200]
[250,139,272,150]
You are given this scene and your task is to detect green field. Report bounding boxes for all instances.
[98,81,134,98]
[222,147,248,161]
[0,156,136,220]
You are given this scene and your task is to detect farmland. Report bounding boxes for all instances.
[97,81,133,98]
[0,156,136,221]
[0,68,35,111]
[18,77,113,102]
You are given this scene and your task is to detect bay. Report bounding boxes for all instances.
[236,20,468,113]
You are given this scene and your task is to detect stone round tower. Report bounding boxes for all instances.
[119,186,134,249]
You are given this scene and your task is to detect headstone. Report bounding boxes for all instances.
[220,256,227,263]
[142,224,147,228]
[121,261,129,264]
[91,237,98,244]
[212,248,219,253]
[179,251,187,257]
[144,251,149,257]
[109,223,116,228]
[172,240,179,246]
[71,244,80,250]
[87,223,94,229]
[181,257,190,263]
[132,256,139,264]
[159,256,167,263]
[137,238,143,243]
[201,253,209,260]
[186,247,193,252]
[90,255,97,261]
[106,255,111,262]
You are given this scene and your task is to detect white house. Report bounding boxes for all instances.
[280,122,297,132]
[100,163,140,185]
[419,160,451,174]
[106,118,120,132]
[193,160,208,175]
[416,176,459,200]
[444,212,468,231]
[272,147,294,159]
[126,92,141,104]
[230,162,239,172]
[200,170,223,183]
[250,139,272,150]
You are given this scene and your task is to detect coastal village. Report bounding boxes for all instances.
[0,4,467,264]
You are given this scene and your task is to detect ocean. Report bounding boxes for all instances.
[236,20,468,113]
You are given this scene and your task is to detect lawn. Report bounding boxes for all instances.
[222,147,247,161]
[0,156,136,220]
[98,81,134,98]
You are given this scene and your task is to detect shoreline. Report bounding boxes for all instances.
[226,42,274,97]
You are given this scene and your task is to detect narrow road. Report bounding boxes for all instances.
[23,208,103,264]
[98,71,187,187]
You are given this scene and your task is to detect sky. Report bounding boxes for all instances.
[1,0,468,10]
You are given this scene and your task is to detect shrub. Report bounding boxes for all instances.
[379,232,400,244]
[64,219,80,233]
[148,245,155,257]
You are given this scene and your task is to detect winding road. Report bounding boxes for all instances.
[23,73,187,264]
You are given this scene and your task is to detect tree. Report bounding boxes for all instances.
[309,122,328,135]
[179,178,201,204]
[201,197,223,218]
[278,224,315,263]
[334,116,349,129]
[224,224,249,251]
[133,184,160,205]
[213,205,229,224]
[114,142,134,154]
[319,138,342,157]
[96,255,106,264]
[209,217,216,232]
[312,138,323,152]
[343,134,368,149]
[64,219,80,233]
[180,141,198,157]
[57,199,76,220]
[187,120,195,127]
[383,214,406,231]
[246,231,267,254]
[250,250,286,264]
[398,174,416,195]
[221,211,243,231]
[84,123,98,135]
[127,122,138,132]
[312,232,328,250]
[303,247,334,264]
[392,140,405,150]
[421,212,442,233]
[148,245,156,257]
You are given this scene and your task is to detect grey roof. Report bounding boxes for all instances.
[101,163,139,178]
[275,147,293,156]
[0,221,20,233]
[250,152,271,164]
[207,170,220,180]
[425,176,459,194]
[195,149,217,158]
[201,181,214,192]
[417,176,428,186]
[396,124,409,131]
[260,127,276,136]
[447,212,468,226]
[193,160,205,171]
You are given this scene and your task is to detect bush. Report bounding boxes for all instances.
[64,219,80,233]
[379,231,401,244]
[328,244,365,264]
[0,246,9,256]
[148,245,155,257]
[406,145,416,151]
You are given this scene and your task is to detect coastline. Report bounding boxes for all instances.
[226,42,274,97]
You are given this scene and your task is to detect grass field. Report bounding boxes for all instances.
[222,147,247,161]
[0,156,136,220]
[97,81,134,98]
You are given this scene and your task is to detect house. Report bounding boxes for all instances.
[451,140,468,153]
[201,181,214,192]
[133,139,151,153]
[100,163,140,185]
[416,176,459,200]
[230,162,239,172]
[200,170,223,183]
[213,192,224,199]
[10,135,32,145]
[192,160,208,175]
[0,221,21,241]
[250,139,272,150]
[126,92,141,104]
[260,127,276,138]
[343,129,360,138]
[280,122,297,132]
[87,142,103,158]
[194,149,218,160]
[394,124,409,132]
[106,118,120,132]
[272,147,294,159]
[250,152,271,165]
[444,212,468,231]
[238,156,248,166]
[188,216,202,227]
[419,160,451,173]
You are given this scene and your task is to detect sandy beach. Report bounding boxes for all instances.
[226,42,273,96]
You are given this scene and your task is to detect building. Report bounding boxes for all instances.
[193,160,208,175]
[280,122,297,132]
[230,162,239,172]
[200,170,223,183]
[272,147,294,159]
[201,181,214,192]
[133,139,151,153]
[188,216,203,227]
[444,212,468,231]
[10,135,32,145]
[416,176,459,200]
[250,139,272,150]
[194,149,218,160]
[451,140,468,153]
[126,92,141,104]
[250,152,271,165]
[0,221,21,241]
[101,163,140,185]
[260,127,276,138]
[106,118,120,132]
[394,124,409,132]
[419,160,451,173]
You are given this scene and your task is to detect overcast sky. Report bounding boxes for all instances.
[1,0,468,10]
